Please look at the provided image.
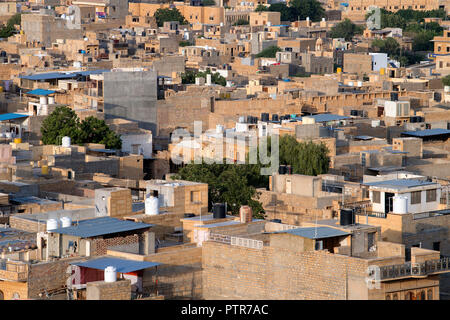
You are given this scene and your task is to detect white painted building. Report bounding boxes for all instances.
[120,130,152,159]
[366,179,441,214]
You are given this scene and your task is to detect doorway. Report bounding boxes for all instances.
[385,192,394,213]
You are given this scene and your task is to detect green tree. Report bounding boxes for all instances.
[255,4,268,12]
[41,107,122,149]
[266,3,294,21]
[172,162,266,218]
[412,31,436,52]
[371,37,400,56]
[0,13,20,38]
[179,40,191,47]
[40,106,80,145]
[154,8,188,27]
[181,69,226,86]
[442,75,450,87]
[255,45,281,58]
[329,18,364,41]
[78,116,122,149]
[289,0,325,22]
[278,135,329,176]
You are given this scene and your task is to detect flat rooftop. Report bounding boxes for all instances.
[274,226,350,240]
[364,179,437,190]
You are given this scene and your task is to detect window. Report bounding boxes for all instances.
[372,191,381,203]
[368,232,375,251]
[411,191,421,204]
[190,190,200,203]
[433,241,440,251]
[392,293,398,300]
[385,294,391,300]
[426,189,436,202]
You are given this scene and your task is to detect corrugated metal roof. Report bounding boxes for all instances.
[297,114,349,123]
[364,179,436,189]
[0,113,29,122]
[355,135,374,140]
[50,217,152,238]
[71,257,160,273]
[19,69,109,81]
[276,226,350,239]
[402,129,450,137]
[26,89,55,96]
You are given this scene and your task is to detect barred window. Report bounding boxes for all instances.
[426,189,436,202]
[411,191,421,204]
[372,191,380,203]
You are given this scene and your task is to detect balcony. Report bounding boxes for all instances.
[379,257,450,281]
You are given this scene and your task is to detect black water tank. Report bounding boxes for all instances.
[184,213,195,218]
[278,165,287,174]
[350,110,358,116]
[270,219,282,223]
[272,114,279,121]
[390,92,398,101]
[213,203,226,219]
[261,113,269,122]
[410,116,417,123]
[340,209,355,226]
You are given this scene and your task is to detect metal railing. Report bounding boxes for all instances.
[209,233,264,249]
[379,257,450,280]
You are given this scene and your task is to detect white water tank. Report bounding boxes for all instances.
[393,196,408,214]
[39,96,48,105]
[238,116,245,123]
[348,81,354,86]
[145,195,159,215]
[48,96,55,104]
[62,136,71,147]
[60,216,72,228]
[216,125,224,133]
[206,74,212,86]
[357,81,362,87]
[104,266,117,283]
[46,219,59,231]
[371,120,381,127]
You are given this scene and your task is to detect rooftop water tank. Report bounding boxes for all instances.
[145,194,159,215]
[238,116,245,123]
[393,196,408,214]
[62,136,71,148]
[239,205,252,223]
[39,96,48,105]
[60,216,72,228]
[216,125,224,134]
[46,219,59,231]
[48,96,55,104]
[340,209,354,226]
[212,203,226,219]
[104,266,117,283]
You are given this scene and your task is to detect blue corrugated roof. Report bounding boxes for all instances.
[0,113,29,122]
[19,69,109,81]
[364,179,436,189]
[402,129,450,137]
[298,114,349,123]
[355,135,373,140]
[71,257,160,273]
[26,89,55,96]
[276,226,350,239]
[50,217,152,238]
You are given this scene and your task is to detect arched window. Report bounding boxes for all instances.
[393,293,398,300]
[385,294,391,300]
[405,291,412,300]
[0,290,4,300]
[427,289,433,300]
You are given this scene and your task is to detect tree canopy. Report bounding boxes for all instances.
[154,8,188,27]
[181,69,226,86]
[172,162,266,218]
[255,46,282,58]
[171,134,330,218]
[41,106,122,149]
[0,13,20,38]
[442,75,450,87]
[254,0,325,22]
[329,18,364,41]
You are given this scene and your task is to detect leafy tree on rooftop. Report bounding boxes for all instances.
[154,8,188,27]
